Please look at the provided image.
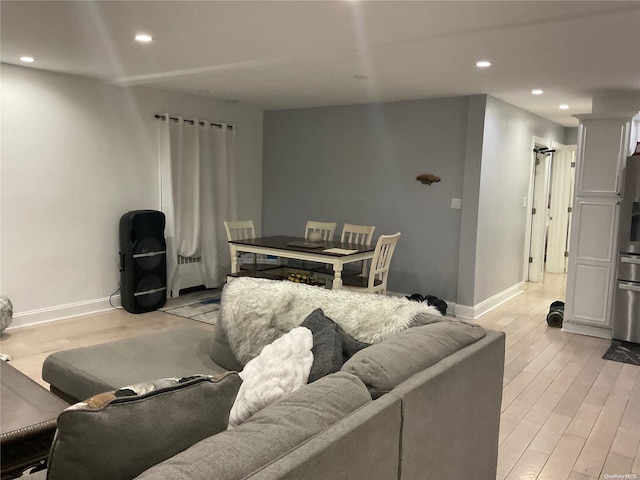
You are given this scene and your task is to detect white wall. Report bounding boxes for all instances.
[1,64,263,326]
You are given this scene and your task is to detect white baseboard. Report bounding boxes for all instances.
[455,282,524,320]
[6,286,482,330]
[7,295,122,330]
[561,320,612,340]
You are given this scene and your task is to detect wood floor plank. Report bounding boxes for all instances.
[498,419,543,477]
[504,447,549,480]
[600,453,634,478]
[610,426,640,461]
[633,442,640,474]
[572,366,636,478]
[528,412,573,456]
[537,434,586,480]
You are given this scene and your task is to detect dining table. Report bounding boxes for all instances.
[228,235,376,289]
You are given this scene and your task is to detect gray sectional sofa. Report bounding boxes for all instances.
[41,277,505,480]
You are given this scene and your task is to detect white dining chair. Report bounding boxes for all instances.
[305,221,337,241]
[224,220,255,243]
[313,223,376,276]
[341,223,375,245]
[340,223,376,275]
[224,220,278,272]
[288,221,338,270]
[341,232,401,295]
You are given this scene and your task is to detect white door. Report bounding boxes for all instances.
[528,147,552,282]
[546,145,577,273]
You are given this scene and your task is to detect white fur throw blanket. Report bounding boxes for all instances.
[220,277,442,365]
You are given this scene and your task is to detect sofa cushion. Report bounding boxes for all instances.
[47,372,242,480]
[135,372,371,480]
[342,320,486,397]
[300,308,370,383]
[229,327,314,428]
[42,326,226,402]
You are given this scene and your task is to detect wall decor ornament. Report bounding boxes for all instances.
[416,173,441,185]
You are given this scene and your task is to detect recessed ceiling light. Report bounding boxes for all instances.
[20,56,35,63]
[475,60,492,68]
[134,34,153,43]
[531,89,544,95]
[559,104,570,110]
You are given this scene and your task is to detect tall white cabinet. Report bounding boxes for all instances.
[563,112,639,339]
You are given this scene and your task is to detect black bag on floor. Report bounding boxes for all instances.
[405,293,448,316]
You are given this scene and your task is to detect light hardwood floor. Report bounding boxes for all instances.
[1,274,638,480]
[475,273,640,480]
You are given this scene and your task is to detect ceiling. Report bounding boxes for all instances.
[2,1,640,127]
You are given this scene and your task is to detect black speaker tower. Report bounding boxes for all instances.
[119,210,167,314]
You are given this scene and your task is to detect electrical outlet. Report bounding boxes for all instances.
[451,198,462,209]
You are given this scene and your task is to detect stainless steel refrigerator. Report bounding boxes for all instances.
[613,155,640,343]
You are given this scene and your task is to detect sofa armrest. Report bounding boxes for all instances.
[389,330,505,480]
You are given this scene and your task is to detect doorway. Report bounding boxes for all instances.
[526,140,576,282]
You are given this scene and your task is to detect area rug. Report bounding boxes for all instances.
[602,341,640,366]
[161,289,222,325]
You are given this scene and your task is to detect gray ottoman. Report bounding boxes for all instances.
[42,326,226,402]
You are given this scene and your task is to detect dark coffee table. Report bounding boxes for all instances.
[1,361,69,479]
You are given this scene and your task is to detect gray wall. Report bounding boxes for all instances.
[263,97,469,300]
[263,94,568,308]
[457,96,487,306]
[564,127,579,145]
[468,96,565,305]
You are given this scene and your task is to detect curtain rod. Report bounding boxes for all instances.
[154,114,233,130]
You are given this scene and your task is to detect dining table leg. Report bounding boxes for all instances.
[332,263,343,289]
[230,244,239,274]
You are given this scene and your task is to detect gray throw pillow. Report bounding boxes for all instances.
[301,308,369,383]
[342,320,486,398]
[47,372,242,480]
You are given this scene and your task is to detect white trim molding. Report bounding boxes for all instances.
[455,282,524,320]
[7,295,122,330]
[561,321,611,340]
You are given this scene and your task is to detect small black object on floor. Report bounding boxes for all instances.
[602,340,640,366]
[406,294,448,316]
[546,300,565,328]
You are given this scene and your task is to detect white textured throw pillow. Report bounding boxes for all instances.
[228,327,314,428]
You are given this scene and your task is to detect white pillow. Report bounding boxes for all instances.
[228,327,314,428]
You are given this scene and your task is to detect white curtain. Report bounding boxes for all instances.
[159,115,236,293]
